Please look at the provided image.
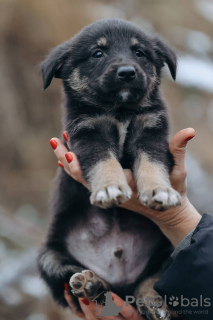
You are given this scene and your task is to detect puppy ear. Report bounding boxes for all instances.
[154,38,177,80]
[41,41,71,90]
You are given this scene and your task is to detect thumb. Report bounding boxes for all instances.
[169,128,195,194]
[169,128,195,168]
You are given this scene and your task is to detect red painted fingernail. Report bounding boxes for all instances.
[81,298,89,306]
[185,135,195,142]
[64,283,69,291]
[49,139,57,150]
[65,153,73,163]
[63,132,69,142]
[58,161,64,169]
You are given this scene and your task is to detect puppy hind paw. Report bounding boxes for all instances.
[90,185,132,208]
[141,306,171,320]
[137,294,171,320]
[70,270,107,300]
[138,187,181,211]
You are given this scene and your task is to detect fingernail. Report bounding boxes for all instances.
[63,132,69,142]
[185,135,195,142]
[64,283,69,291]
[81,298,89,306]
[58,161,64,169]
[49,139,57,150]
[65,153,73,163]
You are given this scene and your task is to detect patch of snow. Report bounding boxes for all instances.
[185,30,213,54]
[20,275,48,297]
[171,27,213,55]
[195,0,213,23]
[176,55,213,93]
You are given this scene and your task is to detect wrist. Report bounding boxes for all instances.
[154,196,201,247]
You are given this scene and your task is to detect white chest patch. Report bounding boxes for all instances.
[118,120,130,155]
[120,90,129,101]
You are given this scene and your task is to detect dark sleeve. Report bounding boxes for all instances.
[154,213,213,320]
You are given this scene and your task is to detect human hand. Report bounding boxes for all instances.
[64,287,144,320]
[49,128,201,247]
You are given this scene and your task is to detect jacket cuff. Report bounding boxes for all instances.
[171,228,195,259]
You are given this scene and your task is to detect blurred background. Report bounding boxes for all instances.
[0,0,213,319]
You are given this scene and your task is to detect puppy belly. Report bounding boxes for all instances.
[66,209,162,285]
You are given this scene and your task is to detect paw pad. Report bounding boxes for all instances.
[69,270,101,299]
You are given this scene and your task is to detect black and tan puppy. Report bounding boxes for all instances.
[38,19,181,320]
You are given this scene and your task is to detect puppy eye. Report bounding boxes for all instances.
[92,50,103,58]
[135,50,144,57]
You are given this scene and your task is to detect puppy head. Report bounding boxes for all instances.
[41,19,177,107]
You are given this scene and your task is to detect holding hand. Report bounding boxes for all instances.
[64,285,145,320]
[49,128,201,247]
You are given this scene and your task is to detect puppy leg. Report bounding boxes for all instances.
[134,153,181,211]
[37,246,84,307]
[135,274,171,320]
[127,113,181,211]
[89,153,132,208]
[70,269,110,300]
[69,117,132,208]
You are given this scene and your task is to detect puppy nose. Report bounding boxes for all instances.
[117,66,136,81]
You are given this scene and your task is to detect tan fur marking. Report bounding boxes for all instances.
[88,153,128,191]
[135,153,181,210]
[136,112,162,129]
[68,69,90,93]
[131,37,139,46]
[88,152,132,208]
[135,153,170,192]
[97,37,107,47]
[147,66,157,97]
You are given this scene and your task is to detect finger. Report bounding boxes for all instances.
[58,161,72,177]
[49,137,89,189]
[169,128,195,193]
[123,169,137,192]
[79,299,97,320]
[63,131,69,143]
[49,137,70,172]
[64,286,85,319]
[169,128,195,168]
[112,293,145,320]
[65,152,89,189]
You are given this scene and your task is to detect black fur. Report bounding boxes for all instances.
[38,19,178,313]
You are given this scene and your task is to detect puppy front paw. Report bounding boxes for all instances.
[138,187,181,211]
[70,270,108,299]
[90,185,132,208]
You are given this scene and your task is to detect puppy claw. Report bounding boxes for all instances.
[90,185,132,208]
[138,187,181,211]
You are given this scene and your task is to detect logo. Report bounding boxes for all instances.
[168,296,179,307]
[126,294,211,309]
[92,293,211,318]
[93,291,122,318]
